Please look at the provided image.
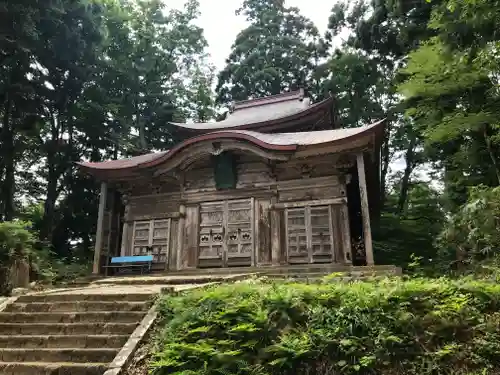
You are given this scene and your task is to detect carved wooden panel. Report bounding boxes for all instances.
[277,176,344,203]
[129,198,180,219]
[276,154,354,181]
[184,167,216,191]
[236,161,274,188]
[132,219,171,267]
[285,205,334,264]
[198,199,254,267]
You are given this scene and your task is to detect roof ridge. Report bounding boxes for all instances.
[233,89,305,111]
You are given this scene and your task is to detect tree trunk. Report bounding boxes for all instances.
[40,114,62,242]
[380,124,391,209]
[398,134,417,214]
[40,163,59,242]
[1,95,15,221]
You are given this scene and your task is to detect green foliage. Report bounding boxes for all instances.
[399,0,500,212]
[0,221,36,294]
[42,258,93,284]
[315,50,386,127]
[152,279,500,375]
[2,0,500,275]
[0,221,36,263]
[0,220,87,288]
[438,185,500,266]
[0,0,214,264]
[216,0,326,103]
[374,182,445,270]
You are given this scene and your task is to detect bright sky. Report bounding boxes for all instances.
[168,0,336,71]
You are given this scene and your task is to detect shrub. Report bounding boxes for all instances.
[438,185,500,268]
[151,278,500,375]
[0,221,37,295]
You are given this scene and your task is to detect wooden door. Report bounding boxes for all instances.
[132,221,151,256]
[309,206,334,263]
[285,205,334,264]
[151,219,171,267]
[198,201,225,268]
[225,199,253,267]
[285,207,308,263]
[198,199,254,268]
[132,219,171,269]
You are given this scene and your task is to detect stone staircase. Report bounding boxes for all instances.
[0,293,153,375]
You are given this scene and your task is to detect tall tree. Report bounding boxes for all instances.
[216,0,326,103]
[95,0,210,154]
[1,0,215,260]
[321,0,440,209]
[0,0,46,221]
[399,0,500,211]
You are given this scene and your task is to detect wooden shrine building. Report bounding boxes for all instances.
[77,90,386,274]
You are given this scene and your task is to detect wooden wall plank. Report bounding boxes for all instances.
[270,197,281,265]
[256,199,271,265]
[183,205,200,269]
[169,219,179,270]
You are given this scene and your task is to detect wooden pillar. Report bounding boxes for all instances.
[93,181,108,274]
[270,197,281,265]
[120,198,130,257]
[176,204,186,270]
[340,204,352,264]
[356,153,374,265]
[120,222,129,257]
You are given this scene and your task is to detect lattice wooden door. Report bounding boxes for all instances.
[285,205,334,264]
[198,199,254,268]
[309,206,335,263]
[132,219,171,267]
[226,199,253,266]
[198,201,225,267]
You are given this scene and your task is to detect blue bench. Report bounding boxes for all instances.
[104,255,153,276]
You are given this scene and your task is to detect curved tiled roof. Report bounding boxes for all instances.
[77,120,385,173]
[78,150,169,170]
[168,96,333,132]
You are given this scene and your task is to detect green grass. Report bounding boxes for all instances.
[151,277,500,375]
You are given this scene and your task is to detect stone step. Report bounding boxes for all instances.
[263,272,383,280]
[0,361,107,375]
[0,311,145,324]
[160,264,400,276]
[94,273,250,286]
[0,348,118,363]
[93,265,401,285]
[0,334,129,349]
[5,301,148,313]
[0,322,137,335]
[17,293,153,303]
[260,266,400,276]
